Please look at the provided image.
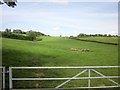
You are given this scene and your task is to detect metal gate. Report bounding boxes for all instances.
[9,66,120,90]
[0,67,5,90]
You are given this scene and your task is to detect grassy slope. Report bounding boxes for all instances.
[79,37,118,44]
[2,36,118,67]
[2,37,118,88]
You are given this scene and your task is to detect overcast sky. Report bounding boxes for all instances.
[1,1,118,36]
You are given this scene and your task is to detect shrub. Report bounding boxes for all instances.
[36,38,42,41]
[2,29,46,41]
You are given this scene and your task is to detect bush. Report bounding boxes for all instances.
[0,32,2,37]
[69,36,76,39]
[1,29,46,41]
[27,31,37,41]
[36,38,42,41]
[2,33,36,41]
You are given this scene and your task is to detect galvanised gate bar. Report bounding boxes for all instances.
[0,67,5,90]
[8,66,120,90]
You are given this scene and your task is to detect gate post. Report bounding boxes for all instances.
[9,67,12,90]
[2,67,5,90]
[88,68,91,89]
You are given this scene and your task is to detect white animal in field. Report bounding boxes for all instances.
[70,48,78,51]
[70,48,90,52]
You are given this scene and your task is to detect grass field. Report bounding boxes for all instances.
[79,37,118,44]
[2,36,118,89]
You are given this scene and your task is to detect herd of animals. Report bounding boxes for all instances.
[70,48,91,52]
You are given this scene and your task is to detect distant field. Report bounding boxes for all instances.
[2,36,118,89]
[79,37,118,44]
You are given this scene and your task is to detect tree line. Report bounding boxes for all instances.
[69,33,118,39]
[1,28,46,41]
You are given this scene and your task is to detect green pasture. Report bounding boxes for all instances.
[79,37,118,44]
[2,36,118,88]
